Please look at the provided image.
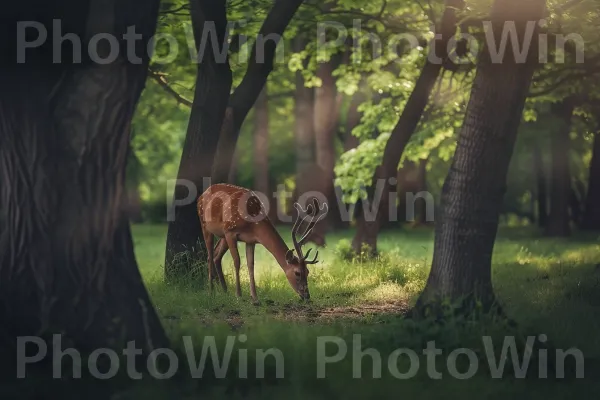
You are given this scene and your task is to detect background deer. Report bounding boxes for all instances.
[197,183,328,304]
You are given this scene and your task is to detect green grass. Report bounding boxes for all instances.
[127,224,600,399]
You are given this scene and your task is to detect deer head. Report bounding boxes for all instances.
[285,198,328,300]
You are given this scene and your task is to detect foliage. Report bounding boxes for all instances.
[129,0,600,224]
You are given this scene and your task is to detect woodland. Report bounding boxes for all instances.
[1,0,600,399]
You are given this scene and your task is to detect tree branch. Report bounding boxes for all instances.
[148,69,193,107]
[210,0,305,182]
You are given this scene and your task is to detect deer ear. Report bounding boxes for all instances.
[285,249,295,264]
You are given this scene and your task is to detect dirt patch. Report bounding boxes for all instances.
[225,309,245,331]
[160,300,410,330]
[270,300,409,323]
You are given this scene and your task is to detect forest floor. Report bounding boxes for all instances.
[129,224,600,399]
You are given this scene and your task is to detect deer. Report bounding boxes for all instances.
[197,183,328,304]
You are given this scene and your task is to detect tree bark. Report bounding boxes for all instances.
[582,131,600,230]
[314,61,342,234]
[415,0,546,313]
[228,146,240,184]
[351,0,463,254]
[294,64,316,189]
[0,0,167,382]
[412,159,430,225]
[339,91,365,229]
[164,0,232,280]
[545,99,574,237]
[533,144,548,227]
[253,86,277,220]
[394,159,429,226]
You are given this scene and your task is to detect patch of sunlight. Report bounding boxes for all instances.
[561,245,600,264]
[359,282,405,303]
[515,247,555,269]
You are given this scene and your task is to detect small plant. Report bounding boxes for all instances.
[165,249,208,288]
[333,239,354,261]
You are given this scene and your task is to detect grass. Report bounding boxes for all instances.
[127,224,600,399]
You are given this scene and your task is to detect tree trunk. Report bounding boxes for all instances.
[314,61,341,235]
[395,159,429,226]
[294,64,316,189]
[582,131,600,230]
[292,37,322,237]
[545,99,574,237]
[339,91,365,230]
[0,0,167,383]
[228,146,240,184]
[415,0,545,313]
[351,0,463,254]
[126,185,144,223]
[253,86,277,220]
[533,144,548,227]
[164,0,233,279]
[412,159,430,225]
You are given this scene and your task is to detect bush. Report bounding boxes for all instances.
[333,239,354,261]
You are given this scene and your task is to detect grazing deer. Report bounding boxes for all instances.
[197,183,328,304]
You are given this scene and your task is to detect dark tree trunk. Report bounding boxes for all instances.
[0,0,167,383]
[254,87,270,195]
[294,63,316,189]
[415,0,545,313]
[126,185,144,223]
[314,61,342,234]
[413,159,430,225]
[570,184,583,226]
[582,131,600,230]
[533,144,548,227]
[394,159,429,226]
[253,86,277,220]
[351,0,463,254]
[164,0,232,280]
[339,91,364,230]
[545,99,574,237]
[228,146,240,184]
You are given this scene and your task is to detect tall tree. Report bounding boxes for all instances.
[581,128,600,230]
[415,0,546,312]
[545,99,575,237]
[291,36,328,244]
[351,0,464,254]
[253,86,277,219]
[397,159,429,225]
[164,0,304,277]
[313,60,342,234]
[164,0,233,280]
[533,144,548,227]
[0,0,167,372]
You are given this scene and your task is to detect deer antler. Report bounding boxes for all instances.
[290,198,328,263]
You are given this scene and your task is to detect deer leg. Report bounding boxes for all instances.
[201,226,215,290]
[213,238,229,291]
[224,234,242,298]
[246,243,259,305]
